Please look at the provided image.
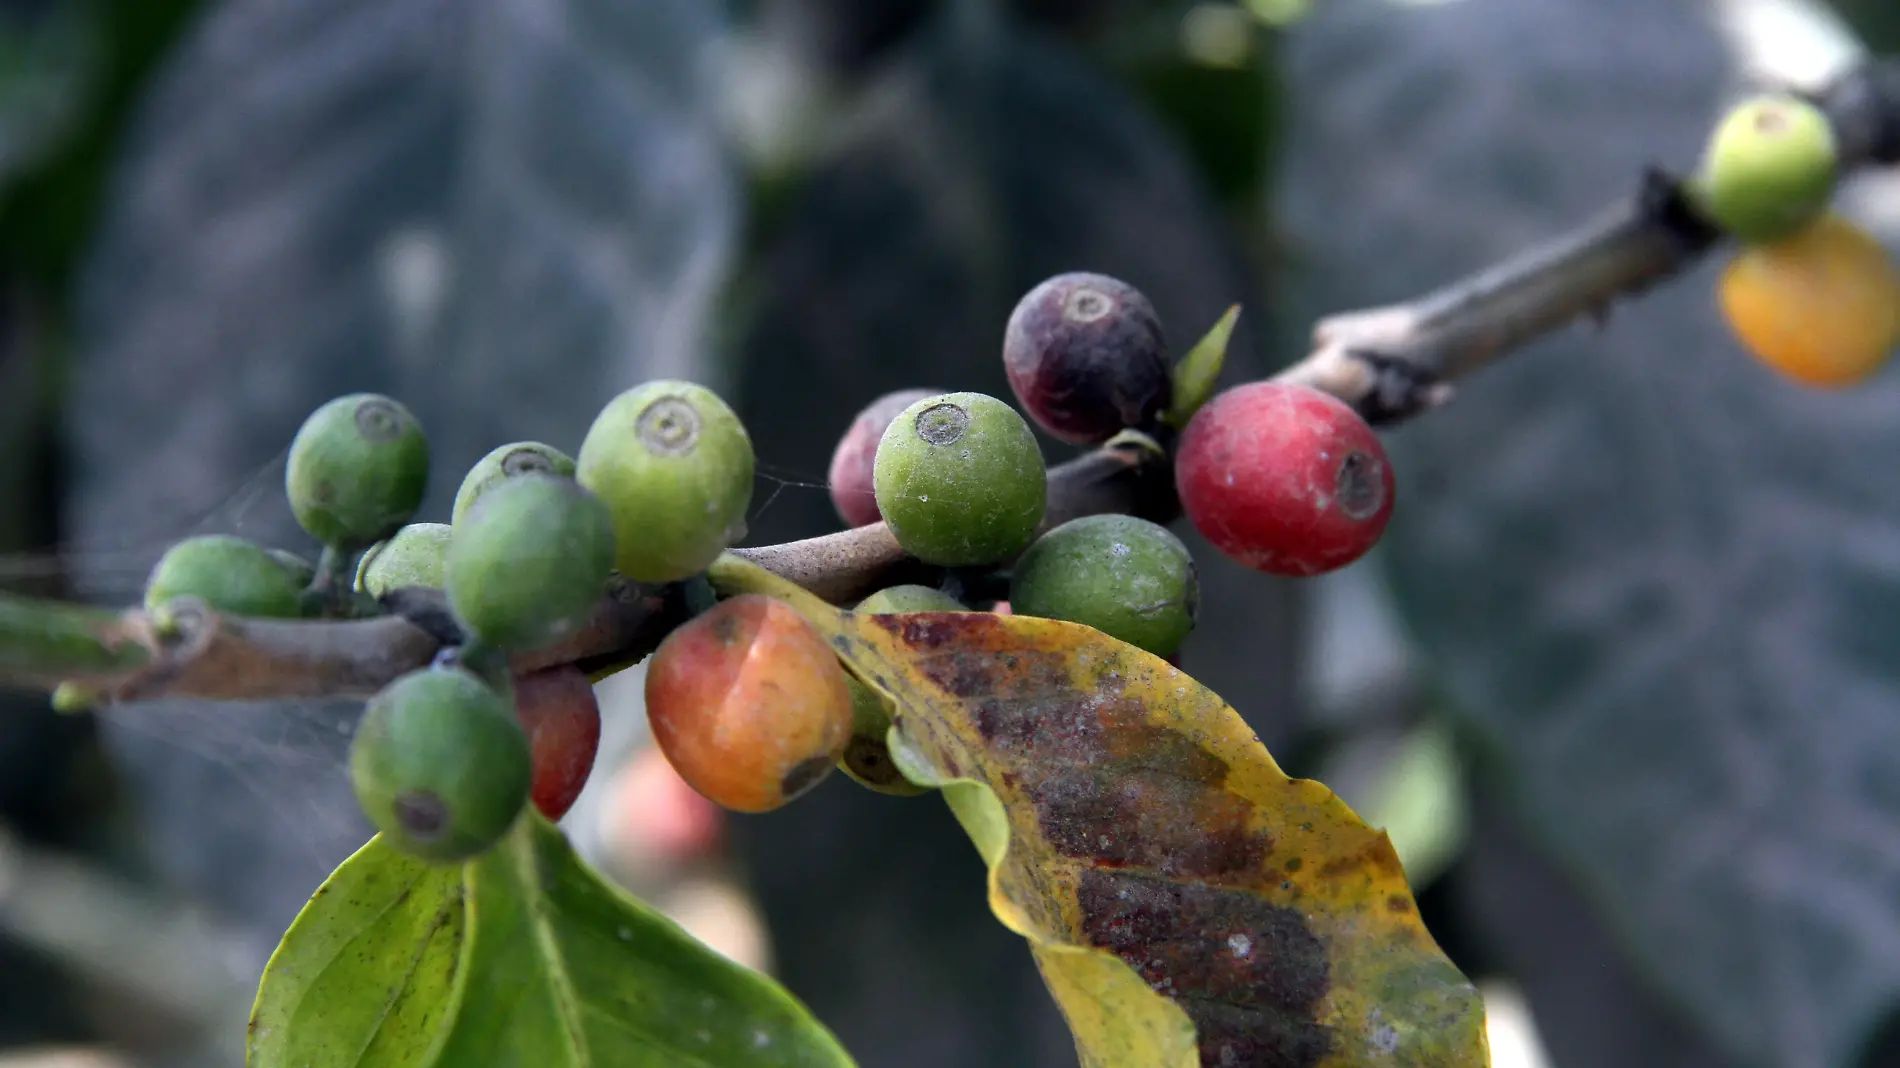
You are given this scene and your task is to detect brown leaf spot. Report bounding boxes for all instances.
[1032,766,1264,879]
[1386,894,1411,913]
[1078,869,1334,1068]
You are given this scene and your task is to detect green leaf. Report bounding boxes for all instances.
[0,2,99,185]
[1162,304,1240,429]
[248,834,466,1068]
[1282,3,1900,1066]
[426,812,855,1068]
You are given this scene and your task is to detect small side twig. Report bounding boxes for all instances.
[1273,59,1898,425]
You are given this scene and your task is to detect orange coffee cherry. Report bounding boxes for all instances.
[644,594,854,814]
[1718,212,1900,389]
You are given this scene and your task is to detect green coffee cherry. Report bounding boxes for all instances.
[285,394,430,551]
[356,523,453,596]
[145,535,306,619]
[837,583,968,796]
[451,441,576,526]
[576,381,755,583]
[855,584,968,614]
[1009,514,1198,657]
[872,392,1046,567]
[839,679,931,797]
[349,666,531,863]
[1697,93,1838,244]
[446,474,615,651]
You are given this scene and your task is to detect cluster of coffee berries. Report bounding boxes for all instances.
[139,270,1403,839]
[136,381,769,862]
[827,271,1395,581]
[1693,92,1900,388]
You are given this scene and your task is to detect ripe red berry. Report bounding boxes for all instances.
[511,665,603,821]
[828,388,941,527]
[1003,272,1172,445]
[1174,381,1394,577]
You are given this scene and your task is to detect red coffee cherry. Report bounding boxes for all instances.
[511,665,603,821]
[1174,381,1395,577]
[1002,272,1172,445]
[828,388,942,528]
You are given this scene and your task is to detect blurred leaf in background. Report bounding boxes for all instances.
[59,0,738,1007]
[1281,1,1900,1067]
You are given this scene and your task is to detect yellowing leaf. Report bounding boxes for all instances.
[710,555,1489,1068]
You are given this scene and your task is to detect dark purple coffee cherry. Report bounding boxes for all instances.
[1002,272,1172,445]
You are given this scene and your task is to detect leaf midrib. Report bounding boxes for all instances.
[512,824,590,1066]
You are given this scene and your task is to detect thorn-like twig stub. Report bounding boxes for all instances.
[378,588,466,648]
[1637,165,1722,253]
[1352,351,1451,427]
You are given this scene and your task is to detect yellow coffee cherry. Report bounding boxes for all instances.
[1718,213,1900,390]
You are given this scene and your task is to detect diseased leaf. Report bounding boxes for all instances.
[426,811,856,1068]
[248,833,466,1068]
[712,556,1488,1068]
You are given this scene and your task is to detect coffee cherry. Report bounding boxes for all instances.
[1010,515,1199,657]
[828,388,942,528]
[1697,93,1837,245]
[445,474,615,651]
[285,394,430,551]
[1003,272,1172,445]
[1717,212,1900,389]
[644,594,853,813]
[873,392,1047,567]
[839,680,930,798]
[577,381,755,583]
[838,583,968,796]
[349,665,531,863]
[855,584,968,615]
[356,523,453,596]
[510,665,602,821]
[451,441,577,526]
[1176,381,1394,577]
[145,534,306,619]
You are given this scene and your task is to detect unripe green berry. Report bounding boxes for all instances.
[1697,93,1838,244]
[576,381,755,583]
[145,534,307,619]
[285,394,430,551]
[356,522,453,596]
[1009,514,1198,657]
[838,583,969,796]
[451,441,576,526]
[855,584,968,614]
[349,666,531,863]
[446,474,616,651]
[872,392,1047,567]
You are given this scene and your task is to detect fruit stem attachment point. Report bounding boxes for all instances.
[302,544,367,619]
